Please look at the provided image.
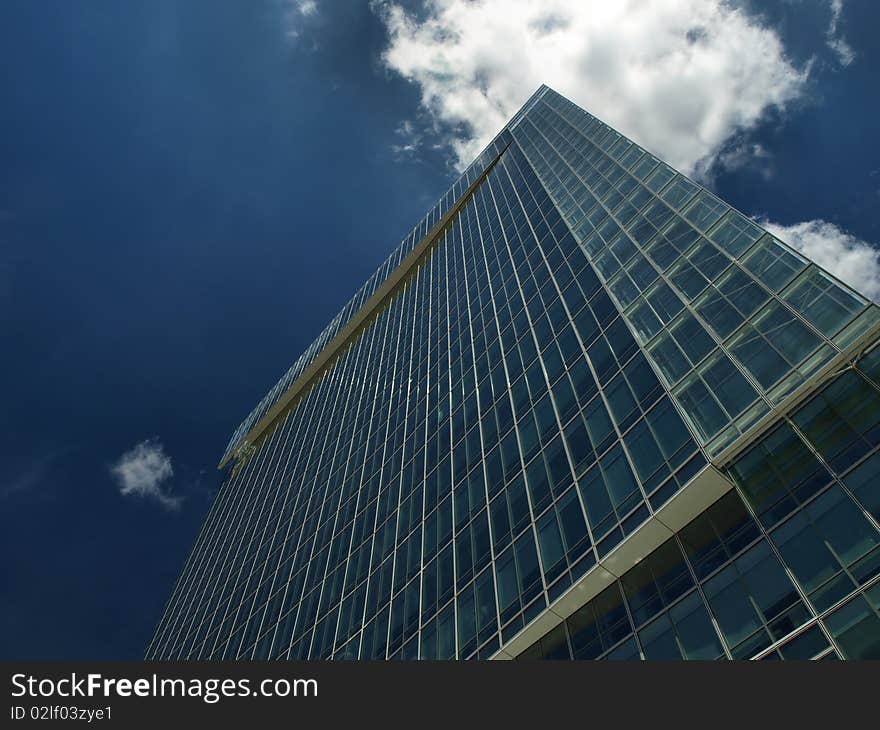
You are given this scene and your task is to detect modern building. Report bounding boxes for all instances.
[146,86,880,661]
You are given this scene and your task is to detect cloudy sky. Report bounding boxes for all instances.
[1,0,878,658]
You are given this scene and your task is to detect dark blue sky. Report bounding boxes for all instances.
[1,0,878,658]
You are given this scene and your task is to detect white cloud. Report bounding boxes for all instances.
[281,0,319,41]
[372,0,809,175]
[110,439,181,510]
[827,0,855,66]
[391,119,422,160]
[761,219,880,301]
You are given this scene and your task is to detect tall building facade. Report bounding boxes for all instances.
[147,86,880,661]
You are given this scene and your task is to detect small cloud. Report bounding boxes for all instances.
[281,0,319,41]
[391,119,426,161]
[827,0,855,66]
[110,438,181,510]
[760,219,880,301]
[297,0,317,16]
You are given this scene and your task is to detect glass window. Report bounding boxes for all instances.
[642,230,680,269]
[703,540,807,657]
[638,613,681,659]
[675,372,728,440]
[624,419,665,486]
[667,591,726,659]
[623,353,662,410]
[843,451,880,521]
[645,279,684,322]
[606,373,639,430]
[792,370,880,474]
[643,199,676,230]
[753,301,822,366]
[741,234,806,291]
[669,259,710,300]
[859,344,880,386]
[682,191,728,232]
[557,488,590,560]
[537,510,566,582]
[660,175,699,210]
[717,266,769,319]
[645,163,675,193]
[707,209,764,257]
[535,623,571,660]
[628,299,663,342]
[675,352,758,441]
[727,422,832,527]
[627,254,659,290]
[673,311,716,366]
[700,352,759,421]
[729,323,793,390]
[823,594,880,659]
[687,239,730,281]
[647,311,715,385]
[776,625,832,660]
[622,538,693,625]
[771,485,879,611]
[633,154,659,181]
[567,584,633,659]
[648,330,691,385]
[514,530,542,605]
[646,397,695,463]
[781,266,867,338]
[694,286,744,339]
[577,444,641,538]
[664,219,701,256]
[679,491,760,581]
[583,396,616,456]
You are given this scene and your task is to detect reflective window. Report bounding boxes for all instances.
[675,352,759,441]
[742,234,806,291]
[727,422,832,527]
[770,485,880,611]
[682,191,728,232]
[781,266,867,338]
[792,370,880,474]
[823,594,880,659]
[707,210,764,257]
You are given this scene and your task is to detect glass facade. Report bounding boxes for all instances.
[146,86,880,661]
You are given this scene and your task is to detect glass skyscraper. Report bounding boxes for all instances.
[146,86,880,661]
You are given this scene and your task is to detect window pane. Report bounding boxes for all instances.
[676,373,728,440]
[781,267,867,338]
[843,451,880,521]
[717,266,769,318]
[683,191,728,232]
[742,234,806,291]
[824,595,880,659]
[707,210,764,257]
[729,324,791,389]
[753,301,822,365]
[660,176,699,209]
[792,370,880,473]
[700,352,758,419]
[669,591,725,659]
[727,422,832,527]
[695,286,743,338]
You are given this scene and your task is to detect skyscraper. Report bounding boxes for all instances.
[147,86,880,661]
